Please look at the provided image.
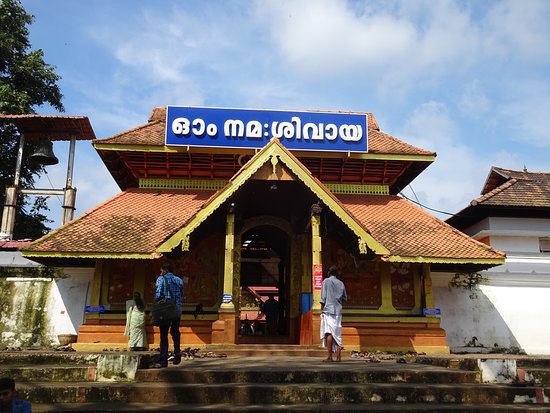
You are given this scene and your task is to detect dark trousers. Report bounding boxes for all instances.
[159,317,181,365]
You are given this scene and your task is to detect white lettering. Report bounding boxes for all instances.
[339,125,362,142]
[224,119,245,138]
[292,117,301,140]
[272,121,295,140]
[206,123,217,136]
[172,117,190,135]
[192,118,205,135]
[303,123,323,140]
[325,124,337,140]
[246,121,262,139]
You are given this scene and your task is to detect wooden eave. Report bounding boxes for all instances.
[94,143,434,194]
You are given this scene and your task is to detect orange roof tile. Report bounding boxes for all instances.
[0,114,96,141]
[22,188,215,256]
[474,167,550,208]
[337,194,504,261]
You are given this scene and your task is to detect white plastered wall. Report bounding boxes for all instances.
[0,267,93,347]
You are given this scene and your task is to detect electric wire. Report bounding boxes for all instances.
[400,189,455,217]
[43,169,63,204]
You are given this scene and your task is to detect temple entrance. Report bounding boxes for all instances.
[237,224,293,343]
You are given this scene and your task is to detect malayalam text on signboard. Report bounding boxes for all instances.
[165,106,368,152]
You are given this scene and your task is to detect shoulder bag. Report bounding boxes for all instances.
[151,275,180,326]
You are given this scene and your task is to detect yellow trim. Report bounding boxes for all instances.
[324,184,389,195]
[22,251,157,259]
[93,142,436,163]
[342,314,441,323]
[157,138,390,255]
[383,255,505,264]
[140,178,226,190]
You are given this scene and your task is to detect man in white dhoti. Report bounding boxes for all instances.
[320,265,347,361]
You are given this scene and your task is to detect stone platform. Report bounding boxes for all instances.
[0,347,549,412]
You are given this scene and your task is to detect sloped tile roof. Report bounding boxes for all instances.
[23,139,499,264]
[0,114,96,141]
[95,107,434,156]
[22,189,215,256]
[23,189,503,262]
[474,168,550,208]
[337,194,504,261]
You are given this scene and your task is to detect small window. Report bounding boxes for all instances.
[540,238,550,253]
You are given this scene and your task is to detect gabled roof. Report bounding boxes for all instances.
[157,138,389,255]
[447,167,550,229]
[92,107,436,193]
[22,139,504,270]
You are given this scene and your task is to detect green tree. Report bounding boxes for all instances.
[0,0,64,239]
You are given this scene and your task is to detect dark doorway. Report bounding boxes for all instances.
[238,225,291,343]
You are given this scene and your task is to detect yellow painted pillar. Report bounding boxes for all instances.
[220,212,235,312]
[422,263,435,309]
[379,263,394,312]
[311,213,322,311]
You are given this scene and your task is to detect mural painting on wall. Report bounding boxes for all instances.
[184,233,221,306]
[107,260,135,304]
[322,239,382,309]
[143,234,222,307]
[390,262,415,310]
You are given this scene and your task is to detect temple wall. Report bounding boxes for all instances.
[432,271,550,355]
[0,267,93,348]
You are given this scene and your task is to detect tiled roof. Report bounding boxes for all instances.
[337,194,504,261]
[95,107,434,156]
[23,187,503,263]
[22,189,215,256]
[0,114,96,141]
[0,240,32,250]
[474,168,550,208]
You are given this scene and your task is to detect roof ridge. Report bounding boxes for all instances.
[94,119,163,143]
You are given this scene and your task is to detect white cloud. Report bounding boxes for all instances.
[482,0,550,62]
[397,101,499,218]
[459,79,491,118]
[255,0,480,92]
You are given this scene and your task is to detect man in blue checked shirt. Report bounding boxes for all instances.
[154,262,184,368]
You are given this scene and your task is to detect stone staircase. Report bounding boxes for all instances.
[0,347,549,412]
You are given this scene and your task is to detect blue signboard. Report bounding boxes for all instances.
[423,308,441,316]
[165,106,368,152]
[222,293,232,303]
[85,305,105,313]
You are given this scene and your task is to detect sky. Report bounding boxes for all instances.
[17,0,550,231]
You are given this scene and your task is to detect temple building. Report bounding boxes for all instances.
[20,106,504,352]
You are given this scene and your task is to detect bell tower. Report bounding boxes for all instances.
[0,114,95,240]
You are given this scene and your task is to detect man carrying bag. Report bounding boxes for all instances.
[152,263,184,368]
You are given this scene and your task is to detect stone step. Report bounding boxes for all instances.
[518,359,550,369]
[135,363,480,384]
[520,367,550,386]
[0,365,96,382]
[17,381,550,405]
[31,402,550,412]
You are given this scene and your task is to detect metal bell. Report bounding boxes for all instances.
[28,137,59,165]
